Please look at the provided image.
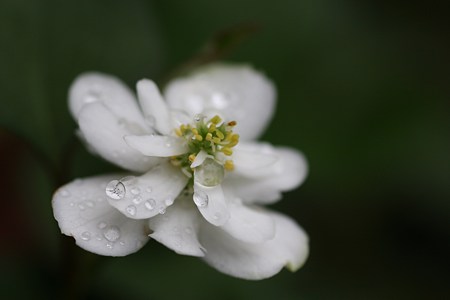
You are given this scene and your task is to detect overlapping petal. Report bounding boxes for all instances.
[78,102,160,172]
[52,175,150,256]
[224,144,308,204]
[148,198,205,257]
[106,162,189,219]
[199,211,309,280]
[164,64,276,140]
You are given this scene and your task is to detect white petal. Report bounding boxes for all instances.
[199,211,309,280]
[69,72,147,129]
[52,175,150,257]
[164,64,276,140]
[124,135,188,157]
[232,142,279,177]
[106,162,189,219]
[137,79,173,135]
[224,145,308,204]
[148,199,205,257]
[78,102,161,172]
[220,197,275,244]
[193,182,230,226]
[190,150,209,168]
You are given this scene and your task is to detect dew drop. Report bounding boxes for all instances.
[132,196,142,205]
[165,197,174,206]
[81,231,91,241]
[131,187,140,195]
[193,191,209,208]
[95,235,103,241]
[105,180,126,200]
[213,212,221,220]
[126,205,137,216]
[194,158,224,187]
[146,186,153,193]
[144,199,156,210]
[106,242,114,249]
[69,202,75,207]
[159,207,166,214]
[104,226,121,242]
[120,176,137,185]
[97,222,107,229]
[60,189,70,197]
[86,201,95,208]
[78,204,86,211]
[119,241,125,246]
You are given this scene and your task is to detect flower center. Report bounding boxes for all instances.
[171,114,239,186]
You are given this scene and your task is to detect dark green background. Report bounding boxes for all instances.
[1,0,449,299]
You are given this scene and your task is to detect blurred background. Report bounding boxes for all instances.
[1,0,449,299]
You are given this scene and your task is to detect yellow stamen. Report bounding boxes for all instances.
[212,137,221,144]
[188,154,196,162]
[192,128,199,135]
[205,133,213,141]
[224,160,234,171]
[195,134,203,141]
[175,128,182,137]
[215,130,224,140]
[228,121,237,126]
[208,123,217,133]
[222,147,233,156]
[210,115,222,125]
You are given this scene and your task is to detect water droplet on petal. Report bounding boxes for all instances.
[131,187,140,195]
[69,202,75,207]
[60,189,70,197]
[213,212,221,220]
[106,242,114,249]
[81,231,91,241]
[95,235,103,241]
[159,207,166,214]
[193,191,209,207]
[144,199,156,210]
[126,205,137,216]
[78,204,86,211]
[104,226,121,242]
[146,186,153,193]
[97,222,107,229]
[86,201,95,208]
[132,196,142,205]
[106,180,126,200]
[119,241,125,246]
[165,197,174,206]
[194,158,224,187]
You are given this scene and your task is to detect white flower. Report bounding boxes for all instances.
[52,64,309,280]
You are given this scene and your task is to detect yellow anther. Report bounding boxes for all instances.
[228,120,237,126]
[208,123,216,133]
[195,134,203,141]
[192,128,199,135]
[205,133,213,141]
[212,137,221,144]
[175,128,182,137]
[215,130,224,140]
[180,124,186,132]
[210,115,222,125]
[224,160,234,171]
[188,154,196,162]
[222,147,233,156]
